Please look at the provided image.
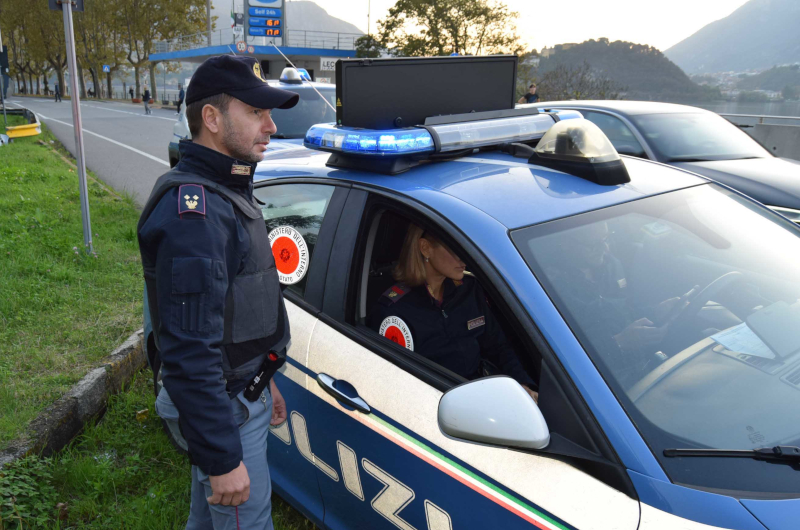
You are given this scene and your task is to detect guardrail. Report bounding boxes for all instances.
[154,28,362,53]
[720,113,800,127]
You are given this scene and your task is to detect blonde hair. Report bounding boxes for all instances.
[393,224,439,287]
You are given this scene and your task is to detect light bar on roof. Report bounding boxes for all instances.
[429,113,558,153]
[304,124,435,156]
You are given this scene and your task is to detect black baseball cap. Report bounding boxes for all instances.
[186,55,299,110]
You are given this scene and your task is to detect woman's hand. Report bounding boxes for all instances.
[522,385,539,404]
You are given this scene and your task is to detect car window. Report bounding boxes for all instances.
[254,183,335,297]
[629,112,770,162]
[270,87,336,139]
[356,207,538,391]
[581,111,647,158]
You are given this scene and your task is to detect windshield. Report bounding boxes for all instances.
[630,112,769,162]
[513,184,800,495]
[270,86,336,139]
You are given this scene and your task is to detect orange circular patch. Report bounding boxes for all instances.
[383,326,407,348]
[272,236,300,275]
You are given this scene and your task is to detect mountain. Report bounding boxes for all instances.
[538,39,718,101]
[664,0,800,74]
[737,64,800,91]
[211,1,363,35]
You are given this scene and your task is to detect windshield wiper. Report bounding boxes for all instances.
[664,446,800,463]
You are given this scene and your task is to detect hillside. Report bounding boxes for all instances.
[665,0,800,74]
[737,65,800,91]
[538,39,718,101]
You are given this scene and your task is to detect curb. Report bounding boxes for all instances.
[0,329,147,467]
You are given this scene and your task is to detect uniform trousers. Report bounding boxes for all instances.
[156,388,275,530]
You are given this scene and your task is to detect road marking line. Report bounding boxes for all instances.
[81,103,176,122]
[37,112,170,167]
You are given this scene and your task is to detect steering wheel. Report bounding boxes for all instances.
[663,271,744,351]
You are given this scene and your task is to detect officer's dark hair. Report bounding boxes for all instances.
[186,93,235,138]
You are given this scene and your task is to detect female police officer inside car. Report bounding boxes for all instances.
[368,225,539,402]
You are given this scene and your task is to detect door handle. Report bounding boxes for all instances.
[316,373,371,414]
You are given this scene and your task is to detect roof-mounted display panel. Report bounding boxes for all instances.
[335,56,518,129]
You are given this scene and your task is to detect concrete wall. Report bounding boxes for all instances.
[745,124,800,161]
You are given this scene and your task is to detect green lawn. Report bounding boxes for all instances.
[0,124,143,445]
[0,371,316,529]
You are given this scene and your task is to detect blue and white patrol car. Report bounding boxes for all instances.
[151,58,800,529]
[167,67,335,167]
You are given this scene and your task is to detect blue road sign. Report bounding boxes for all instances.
[249,17,281,27]
[102,65,111,73]
[249,27,282,37]
[249,7,281,17]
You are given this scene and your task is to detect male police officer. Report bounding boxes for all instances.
[138,55,299,529]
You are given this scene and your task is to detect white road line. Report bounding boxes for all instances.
[37,112,170,167]
[80,103,176,122]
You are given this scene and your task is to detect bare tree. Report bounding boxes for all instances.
[537,61,625,102]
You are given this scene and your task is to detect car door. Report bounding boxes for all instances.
[579,110,649,159]
[252,180,350,527]
[300,192,641,530]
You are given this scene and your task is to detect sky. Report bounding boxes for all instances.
[300,0,751,52]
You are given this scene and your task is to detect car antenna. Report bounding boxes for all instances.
[270,42,336,114]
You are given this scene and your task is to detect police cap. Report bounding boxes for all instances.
[186,55,299,110]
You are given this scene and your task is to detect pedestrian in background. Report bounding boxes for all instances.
[129,87,134,99]
[143,86,152,115]
[177,84,185,115]
[518,84,540,104]
[54,83,62,102]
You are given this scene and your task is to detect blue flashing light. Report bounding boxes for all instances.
[296,68,312,81]
[304,124,435,156]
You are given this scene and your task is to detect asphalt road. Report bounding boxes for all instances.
[8,96,178,206]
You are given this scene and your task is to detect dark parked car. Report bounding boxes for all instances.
[530,101,800,222]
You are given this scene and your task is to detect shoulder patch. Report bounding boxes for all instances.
[178,184,206,216]
[382,283,410,304]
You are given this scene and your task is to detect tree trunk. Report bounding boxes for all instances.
[36,76,41,95]
[148,61,158,100]
[16,75,24,94]
[77,62,87,98]
[134,66,141,98]
[27,73,34,95]
[90,67,99,98]
[107,72,113,100]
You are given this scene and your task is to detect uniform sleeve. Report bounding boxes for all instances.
[476,287,537,390]
[140,189,244,476]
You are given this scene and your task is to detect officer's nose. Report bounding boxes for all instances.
[263,113,278,135]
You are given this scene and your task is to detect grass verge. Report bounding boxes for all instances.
[0,123,143,445]
[0,371,315,529]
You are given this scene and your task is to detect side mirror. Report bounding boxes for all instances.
[438,376,549,449]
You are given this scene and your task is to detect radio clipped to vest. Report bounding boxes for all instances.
[243,349,286,402]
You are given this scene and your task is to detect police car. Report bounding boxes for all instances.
[151,57,800,529]
[167,67,334,167]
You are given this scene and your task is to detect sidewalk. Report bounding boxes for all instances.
[10,93,179,111]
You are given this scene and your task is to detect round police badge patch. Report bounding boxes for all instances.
[268,226,309,285]
[379,316,414,351]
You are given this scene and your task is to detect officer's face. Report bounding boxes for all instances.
[220,98,278,163]
[421,238,467,281]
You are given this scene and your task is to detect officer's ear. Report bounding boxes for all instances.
[201,104,224,135]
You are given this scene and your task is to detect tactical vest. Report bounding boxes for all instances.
[138,169,289,382]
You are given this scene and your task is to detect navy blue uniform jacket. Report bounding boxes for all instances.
[368,276,536,389]
[139,142,264,476]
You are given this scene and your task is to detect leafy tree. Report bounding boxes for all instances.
[783,84,799,101]
[355,35,383,58]
[378,0,521,57]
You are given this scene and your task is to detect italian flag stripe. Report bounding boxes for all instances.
[348,407,571,530]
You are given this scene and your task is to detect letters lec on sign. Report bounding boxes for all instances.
[320,57,339,72]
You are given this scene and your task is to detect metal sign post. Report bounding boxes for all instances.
[52,0,93,254]
[0,29,8,128]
